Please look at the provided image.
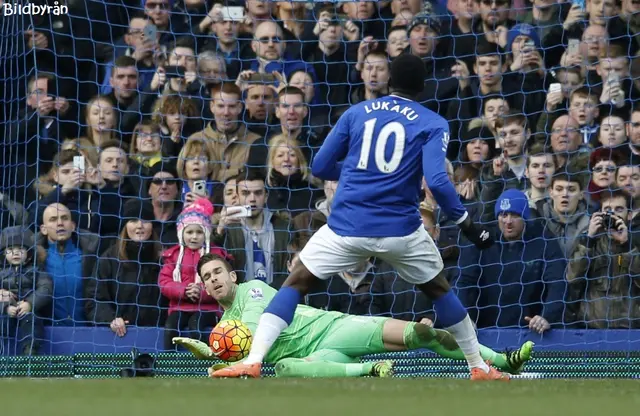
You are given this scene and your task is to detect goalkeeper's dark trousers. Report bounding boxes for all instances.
[163,311,219,350]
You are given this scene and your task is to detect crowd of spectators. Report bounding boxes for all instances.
[1,0,640,355]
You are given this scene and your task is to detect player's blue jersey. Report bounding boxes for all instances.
[311,94,467,238]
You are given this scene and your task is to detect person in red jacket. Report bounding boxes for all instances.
[159,198,230,350]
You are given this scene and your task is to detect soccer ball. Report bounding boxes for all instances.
[209,320,252,362]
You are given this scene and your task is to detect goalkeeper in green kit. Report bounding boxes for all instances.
[173,253,533,378]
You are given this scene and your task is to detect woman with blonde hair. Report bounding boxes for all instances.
[176,137,216,205]
[266,135,322,216]
[84,96,119,148]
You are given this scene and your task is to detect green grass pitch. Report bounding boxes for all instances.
[2,378,638,416]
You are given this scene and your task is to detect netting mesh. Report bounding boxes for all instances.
[1,0,640,370]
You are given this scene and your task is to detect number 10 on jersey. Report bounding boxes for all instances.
[357,118,406,174]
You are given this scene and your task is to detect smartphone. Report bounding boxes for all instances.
[607,72,620,84]
[549,83,562,93]
[47,78,58,98]
[572,0,585,10]
[193,180,207,197]
[249,73,276,83]
[567,38,580,55]
[227,205,252,219]
[73,156,85,174]
[143,24,157,40]
[164,65,186,79]
[222,6,244,21]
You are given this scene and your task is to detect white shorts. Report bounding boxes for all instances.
[298,224,444,285]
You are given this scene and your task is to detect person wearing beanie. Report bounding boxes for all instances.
[158,198,231,350]
[506,24,544,75]
[457,188,567,333]
[0,226,52,355]
[85,199,165,335]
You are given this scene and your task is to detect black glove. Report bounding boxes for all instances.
[458,215,494,250]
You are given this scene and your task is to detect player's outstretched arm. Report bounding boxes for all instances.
[421,123,494,250]
[311,111,351,181]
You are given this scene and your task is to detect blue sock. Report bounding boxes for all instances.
[433,290,468,328]
[264,286,301,325]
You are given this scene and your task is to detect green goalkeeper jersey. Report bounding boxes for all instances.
[221,280,345,364]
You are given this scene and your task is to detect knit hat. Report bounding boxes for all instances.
[173,198,214,282]
[122,199,155,223]
[0,226,35,251]
[495,189,530,220]
[408,12,441,36]
[506,24,541,54]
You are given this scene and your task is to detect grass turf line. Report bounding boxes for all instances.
[2,378,638,415]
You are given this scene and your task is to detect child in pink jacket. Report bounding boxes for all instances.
[158,198,230,350]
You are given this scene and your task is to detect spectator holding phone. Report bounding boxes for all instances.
[176,137,216,205]
[566,190,640,329]
[507,24,544,76]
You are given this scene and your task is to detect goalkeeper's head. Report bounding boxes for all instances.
[198,253,240,308]
[388,53,426,100]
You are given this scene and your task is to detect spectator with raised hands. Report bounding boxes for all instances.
[86,199,165,336]
[455,127,497,203]
[341,0,384,39]
[265,135,323,216]
[566,190,640,329]
[506,24,545,76]
[100,13,158,96]
[151,39,200,97]
[595,44,640,112]
[153,95,202,158]
[214,169,290,287]
[30,149,101,233]
[198,5,247,80]
[7,74,75,203]
[303,8,356,119]
[531,172,590,256]
[176,137,216,204]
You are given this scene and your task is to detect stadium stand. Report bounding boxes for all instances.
[1,0,640,377]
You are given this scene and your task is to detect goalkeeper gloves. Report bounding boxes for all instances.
[458,215,493,250]
[172,337,215,360]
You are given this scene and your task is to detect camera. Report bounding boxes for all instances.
[601,211,618,230]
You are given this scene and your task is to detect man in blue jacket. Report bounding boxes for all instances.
[457,189,567,333]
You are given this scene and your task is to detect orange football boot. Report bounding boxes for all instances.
[470,363,511,381]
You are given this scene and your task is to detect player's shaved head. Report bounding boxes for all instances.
[389,53,426,97]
